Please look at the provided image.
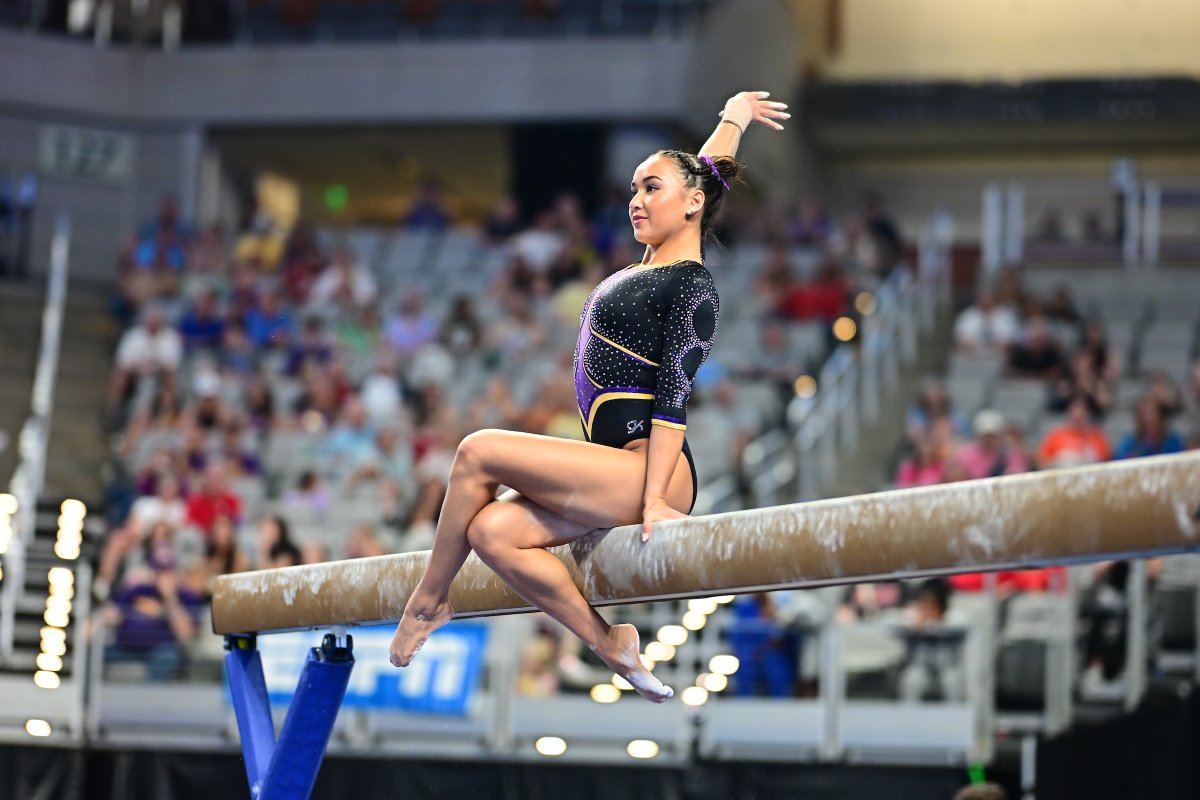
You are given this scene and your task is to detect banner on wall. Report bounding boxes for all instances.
[253,622,488,716]
[38,124,133,184]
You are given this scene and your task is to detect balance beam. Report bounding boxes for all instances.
[212,452,1200,635]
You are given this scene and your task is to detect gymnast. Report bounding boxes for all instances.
[390,90,789,702]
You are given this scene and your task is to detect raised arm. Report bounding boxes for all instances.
[699,91,790,159]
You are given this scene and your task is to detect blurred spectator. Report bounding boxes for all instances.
[1038,393,1110,468]
[1114,397,1184,459]
[219,320,259,376]
[108,305,183,417]
[206,515,249,577]
[257,515,302,569]
[511,210,565,273]
[1032,208,1064,243]
[103,562,205,682]
[285,317,334,377]
[234,208,285,271]
[957,410,1031,479]
[1077,319,1120,383]
[482,195,522,245]
[307,246,377,313]
[320,397,376,473]
[790,196,834,248]
[1006,318,1066,380]
[856,192,902,274]
[136,195,191,271]
[177,291,226,352]
[440,294,485,355]
[280,223,324,305]
[777,262,846,324]
[899,578,963,702]
[185,462,244,536]
[402,177,452,230]
[516,629,561,698]
[217,423,262,477]
[242,374,276,432]
[1048,349,1114,416]
[1044,285,1081,335]
[385,291,439,357]
[282,470,331,522]
[906,380,968,441]
[346,427,414,520]
[896,434,948,487]
[243,291,296,350]
[1184,359,1200,439]
[838,582,908,622]
[953,291,1020,352]
[727,594,799,698]
[346,523,390,559]
[1143,369,1184,418]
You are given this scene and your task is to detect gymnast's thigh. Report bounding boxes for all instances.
[457,429,693,530]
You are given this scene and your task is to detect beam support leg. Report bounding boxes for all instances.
[225,633,355,800]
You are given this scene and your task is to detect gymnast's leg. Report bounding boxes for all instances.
[465,493,673,702]
[389,430,693,696]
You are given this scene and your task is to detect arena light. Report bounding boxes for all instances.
[702,672,729,692]
[709,654,740,676]
[25,719,52,737]
[644,641,675,662]
[680,686,709,707]
[792,374,817,399]
[47,567,74,588]
[681,611,707,631]
[60,499,86,519]
[40,637,66,657]
[612,674,633,691]
[0,493,17,515]
[54,541,81,561]
[43,609,69,628]
[626,739,659,759]
[714,595,735,605]
[534,736,567,757]
[639,654,655,671]
[33,671,60,690]
[656,624,687,647]
[45,597,72,616]
[854,291,878,316]
[687,598,719,616]
[36,653,63,673]
[590,683,621,704]
[832,316,858,342]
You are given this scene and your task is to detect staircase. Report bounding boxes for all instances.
[43,286,114,502]
[0,280,42,485]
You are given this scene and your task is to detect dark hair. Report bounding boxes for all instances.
[656,149,745,253]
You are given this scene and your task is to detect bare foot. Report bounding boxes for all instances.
[389,600,454,667]
[595,623,674,703]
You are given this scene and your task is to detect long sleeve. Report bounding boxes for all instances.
[651,267,719,430]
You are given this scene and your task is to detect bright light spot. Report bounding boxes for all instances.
[534,736,567,756]
[682,611,707,631]
[681,686,710,706]
[639,654,656,671]
[714,595,735,604]
[49,585,74,601]
[644,641,675,662]
[43,610,69,628]
[702,672,729,692]
[793,374,817,399]
[53,542,80,561]
[626,739,660,759]
[40,626,66,643]
[656,624,688,647]
[25,719,51,737]
[612,674,633,691]
[47,568,74,587]
[855,291,878,316]
[832,316,857,342]
[590,683,621,704]
[0,494,18,515]
[36,653,63,672]
[60,499,86,519]
[0,562,4,581]
[709,654,740,675]
[301,410,326,434]
[41,638,66,657]
[56,517,82,534]
[45,597,72,616]
[34,671,61,690]
[687,598,719,615]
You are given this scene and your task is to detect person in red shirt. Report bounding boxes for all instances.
[184,461,243,536]
[1038,393,1111,469]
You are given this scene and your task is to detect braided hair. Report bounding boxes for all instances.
[656,149,745,254]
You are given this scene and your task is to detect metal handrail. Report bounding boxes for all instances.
[0,212,71,662]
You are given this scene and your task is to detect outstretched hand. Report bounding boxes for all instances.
[720,90,790,132]
[642,497,688,542]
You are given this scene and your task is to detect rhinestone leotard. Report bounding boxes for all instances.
[572,260,719,511]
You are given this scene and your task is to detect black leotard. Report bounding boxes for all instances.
[572,260,719,511]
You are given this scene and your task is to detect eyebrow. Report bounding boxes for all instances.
[631,175,662,187]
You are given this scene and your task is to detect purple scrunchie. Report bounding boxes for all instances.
[699,154,731,191]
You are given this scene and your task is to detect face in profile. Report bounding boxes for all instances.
[628,154,703,247]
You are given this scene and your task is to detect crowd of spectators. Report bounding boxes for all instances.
[95,185,902,681]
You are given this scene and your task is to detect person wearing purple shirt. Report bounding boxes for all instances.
[103,566,205,681]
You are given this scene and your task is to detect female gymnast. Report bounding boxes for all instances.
[390,90,789,702]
